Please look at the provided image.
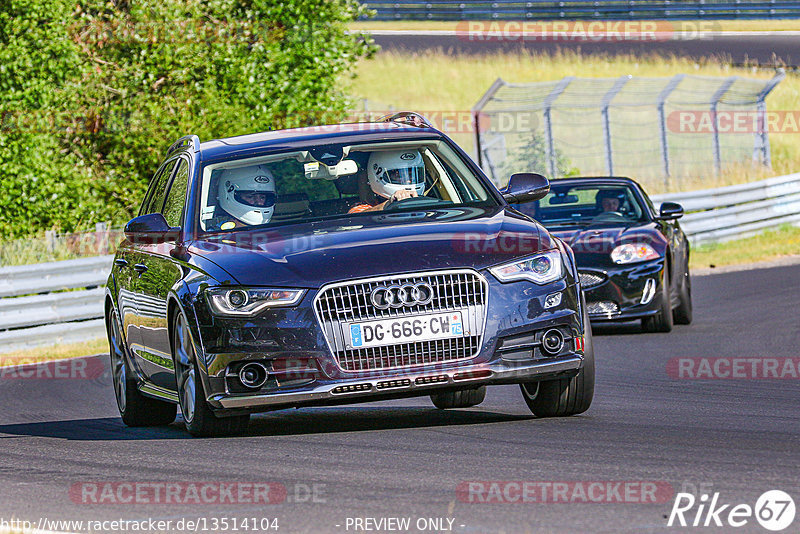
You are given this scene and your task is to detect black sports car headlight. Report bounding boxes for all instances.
[205,287,306,316]
[611,243,659,264]
[489,251,563,284]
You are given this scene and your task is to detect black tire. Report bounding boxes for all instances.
[107,308,176,427]
[673,267,693,325]
[172,312,249,437]
[430,386,486,409]
[520,306,595,417]
[642,267,674,333]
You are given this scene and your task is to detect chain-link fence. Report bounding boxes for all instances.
[473,71,785,190]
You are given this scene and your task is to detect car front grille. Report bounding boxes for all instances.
[586,301,620,316]
[578,271,606,289]
[314,270,488,372]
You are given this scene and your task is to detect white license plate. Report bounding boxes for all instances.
[346,312,464,349]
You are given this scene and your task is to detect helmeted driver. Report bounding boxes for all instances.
[215,165,277,230]
[348,150,426,213]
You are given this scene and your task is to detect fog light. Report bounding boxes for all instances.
[238,362,268,389]
[541,329,565,356]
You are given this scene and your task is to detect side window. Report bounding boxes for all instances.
[162,159,190,227]
[140,159,178,215]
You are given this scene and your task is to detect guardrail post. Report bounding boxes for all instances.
[753,69,785,168]
[710,76,737,175]
[601,75,631,176]
[471,78,507,172]
[543,76,574,177]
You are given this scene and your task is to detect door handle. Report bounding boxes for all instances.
[114,258,129,268]
[133,264,148,274]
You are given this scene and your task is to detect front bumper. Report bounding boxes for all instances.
[192,270,587,414]
[580,257,665,321]
[211,354,583,410]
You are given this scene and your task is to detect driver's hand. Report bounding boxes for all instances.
[392,189,418,201]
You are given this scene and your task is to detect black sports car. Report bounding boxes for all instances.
[104,114,595,436]
[518,176,692,332]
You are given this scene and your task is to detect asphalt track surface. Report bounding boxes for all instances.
[372,31,800,66]
[0,264,798,533]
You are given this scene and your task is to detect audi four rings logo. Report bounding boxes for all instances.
[370,283,434,309]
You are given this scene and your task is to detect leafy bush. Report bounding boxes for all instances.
[0,0,374,238]
[500,130,580,180]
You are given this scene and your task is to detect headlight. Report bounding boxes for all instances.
[205,287,306,316]
[489,251,563,284]
[611,243,659,264]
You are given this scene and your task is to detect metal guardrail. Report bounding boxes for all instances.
[363,1,800,20]
[652,173,800,245]
[0,256,112,353]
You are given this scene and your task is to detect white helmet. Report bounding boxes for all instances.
[367,150,426,199]
[218,165,277,225]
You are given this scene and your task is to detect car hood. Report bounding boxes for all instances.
[189,207,554,288]
[548,221,667,260]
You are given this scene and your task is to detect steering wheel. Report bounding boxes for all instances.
[592,211,626,222]
[383,196,443,211]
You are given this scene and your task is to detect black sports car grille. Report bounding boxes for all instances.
[314,270,488,372]
[578,271,606,289]
[586,301,620,316]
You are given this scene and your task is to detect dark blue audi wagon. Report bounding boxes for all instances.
[105,113,594,436]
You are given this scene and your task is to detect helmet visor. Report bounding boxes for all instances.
[382,166,425,186]
[233,190,277,208]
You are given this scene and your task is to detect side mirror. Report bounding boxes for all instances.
[124,213,181,244]
[502,173,550,204]
[658,201,684,220]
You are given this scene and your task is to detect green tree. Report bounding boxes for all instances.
[500,130,580,180]
[0,0,375,238]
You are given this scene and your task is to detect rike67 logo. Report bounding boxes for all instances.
[668,490,795,531]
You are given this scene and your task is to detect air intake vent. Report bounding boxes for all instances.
[376,379,412,390]
[332,383,372,394]
[579,271,606,289]
[415,375,448,385]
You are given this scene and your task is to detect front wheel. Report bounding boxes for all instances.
[521,308,595,417]
[107,308,176,427]
[673,268,693,325]
[172,312,249,437]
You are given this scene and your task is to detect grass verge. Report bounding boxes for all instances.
[689,224,800,270]
[0,338,108,366]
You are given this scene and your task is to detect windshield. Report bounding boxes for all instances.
[514,184,648,226]
[198,140,495,232]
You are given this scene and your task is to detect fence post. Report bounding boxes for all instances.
[656,74,685,189]
[752,69,785,168]
[96,222,109,255]
[601,75,630,176]
[471,78,507,172]
[710,76,737,175]
[45,230,56,253]
[543,76,574,178]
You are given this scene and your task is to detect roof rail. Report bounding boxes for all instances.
[166,135,201,156]
[377,111,433,129]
